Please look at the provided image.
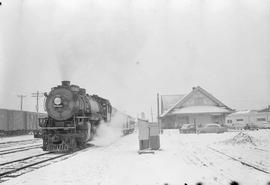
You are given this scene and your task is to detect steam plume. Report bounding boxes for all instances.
[92,112,127,146]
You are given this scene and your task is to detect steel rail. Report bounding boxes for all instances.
[0,153,69,178]
[0,145,42,155]
[207,146,270,174]
[0,153,50,166]
[0,139,37,145]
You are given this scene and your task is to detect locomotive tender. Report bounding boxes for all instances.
[39,81,112,152]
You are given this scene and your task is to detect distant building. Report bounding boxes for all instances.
[226,107,270,129]
[141,112,146,120]
[160,86,233,129]
[258,105,270,113]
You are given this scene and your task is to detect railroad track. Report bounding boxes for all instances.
[0,144,43,155]
[0,144,96,182]
[0,139,37,145]
[178,140,270,184]
[0,139,41,149]
[0,153,49,167]
[0,152,68,181]
[254,147,269,152]
[207,146,270,174]
[178,141,234,184]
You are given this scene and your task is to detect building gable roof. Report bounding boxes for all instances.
[160,86,233,117]
[161,94,185,114]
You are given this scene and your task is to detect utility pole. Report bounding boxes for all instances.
[31,91,44,113]
[151,107,153,123]
[17,94,27,110]
[157,93,161,133]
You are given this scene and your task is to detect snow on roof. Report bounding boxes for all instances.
[161,94,185,113]
[205,123,221,126]
[168,106,231,115]
[229,110,257,116]
[227,110,270,117]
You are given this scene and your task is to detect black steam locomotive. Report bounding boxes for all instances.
[39,81,112,152]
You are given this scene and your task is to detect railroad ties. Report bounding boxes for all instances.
[0,152,68,182]
[0,139,41,150]
[0,144,43,155]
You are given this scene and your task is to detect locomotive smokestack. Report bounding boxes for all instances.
[79,88,86,95]
[62,81,70,86]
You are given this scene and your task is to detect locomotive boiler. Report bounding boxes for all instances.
[39,81,112,152]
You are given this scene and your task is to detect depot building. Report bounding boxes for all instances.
[160,86,233,129]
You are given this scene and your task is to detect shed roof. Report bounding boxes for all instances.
[227,110,270,117]
[229,110,255,115]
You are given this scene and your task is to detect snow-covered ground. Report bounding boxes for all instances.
[212,130,270,174]
[1,130,270,185]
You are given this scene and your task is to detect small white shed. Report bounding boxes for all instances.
[138,119,160,151]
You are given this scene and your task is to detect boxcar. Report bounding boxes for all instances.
[0,108,46,136]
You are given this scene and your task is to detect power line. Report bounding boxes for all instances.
[17,94,27,110]
[31,91,44,113]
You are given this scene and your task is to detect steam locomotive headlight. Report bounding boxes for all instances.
[54,97,62,105]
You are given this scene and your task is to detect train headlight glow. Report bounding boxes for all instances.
[54,97,61,105]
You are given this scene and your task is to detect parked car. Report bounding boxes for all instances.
[243,124,259,130]
[179,124,196,134]
[198,123,227,134]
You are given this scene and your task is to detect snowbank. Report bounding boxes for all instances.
[222,132,257,145]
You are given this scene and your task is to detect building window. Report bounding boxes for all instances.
[236,119,243,122]
[227,120,232,123]
[257,118,266,121]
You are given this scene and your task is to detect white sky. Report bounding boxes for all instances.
[0,0,269,120]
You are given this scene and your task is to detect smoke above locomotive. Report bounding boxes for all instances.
[40,81,112,152]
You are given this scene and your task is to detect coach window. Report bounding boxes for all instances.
[236,119,243,122]
[227,120,232,123]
